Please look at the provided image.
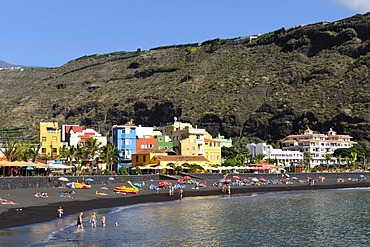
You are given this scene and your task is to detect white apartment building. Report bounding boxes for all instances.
[247,143,303,166]
[281,128,356,167]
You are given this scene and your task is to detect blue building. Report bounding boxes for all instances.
[112,123,137,170]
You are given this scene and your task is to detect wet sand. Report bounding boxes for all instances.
[0,178,369,230]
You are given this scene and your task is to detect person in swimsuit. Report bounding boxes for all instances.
[101,216,106,227]
[57,206,64,218]
[76,212,84,232]
[90,212,97,228]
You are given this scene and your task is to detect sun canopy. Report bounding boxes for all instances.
[49,164,75,169]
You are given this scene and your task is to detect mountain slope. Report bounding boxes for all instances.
[0,13,369,144]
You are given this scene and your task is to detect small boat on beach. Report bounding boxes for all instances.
[114,186,139,194]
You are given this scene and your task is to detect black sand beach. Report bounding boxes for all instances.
[1,176,369,230]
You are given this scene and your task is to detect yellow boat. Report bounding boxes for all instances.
[72,182,91,189]
[114,186,139,194]
[114,181,139,194]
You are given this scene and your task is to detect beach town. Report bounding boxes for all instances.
[0,119,369,232]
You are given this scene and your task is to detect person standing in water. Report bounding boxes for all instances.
[57,206,64,218]
[101,216,106,227]
[90,212,97,228]
[76,212,84,232]
[179,188,183,201]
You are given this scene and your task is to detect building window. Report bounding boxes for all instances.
[41,148,46,153]
[42,137,46,142]
[52,136,57,142]
[158,137,163,142]
[143,156,146,162]
[136,156,139,162]
[52,148,57,154]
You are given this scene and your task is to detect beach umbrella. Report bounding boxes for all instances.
[251,178,259,182]
[158,181,171,186]
[85,178,94,182]
[108,177,115,181]
[183,176,191,180]
[232,175,240,179]
[224,178,232,183]
[100,186,109,190]
[259,178,267,182]
[26,166,34,170]
[58,177,69,182]
[177,179,184,183]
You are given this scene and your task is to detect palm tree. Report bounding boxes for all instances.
[69,144,83,174]
[1,140,24,161]
[100,143,119,172]
[335,154,342,171]
[324,154,333,171]
[350,151,358,171]
[59,145,70,163]
[303,152,313,173]
[27,144,40,162]
[84,137,102,171]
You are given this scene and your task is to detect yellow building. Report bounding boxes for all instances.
[132,149,213,172]
[39,122,61,158]
[204,138,221,166]
[132,148,169,167]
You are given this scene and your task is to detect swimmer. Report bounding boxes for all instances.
[101,216,106,227]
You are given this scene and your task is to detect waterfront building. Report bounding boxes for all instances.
[159,119,206,156]
[247,143,303,166]
[112,123,136,169]
[39,122,60,159]
[281,128,356,167]
[204,138,222,166]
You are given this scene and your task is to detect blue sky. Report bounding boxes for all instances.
[1,0,369,67]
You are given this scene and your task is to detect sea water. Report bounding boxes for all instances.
[1,188,369,247]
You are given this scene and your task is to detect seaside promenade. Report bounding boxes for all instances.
[0,172,369,230]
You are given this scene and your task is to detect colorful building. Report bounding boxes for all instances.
[204,138,222,166]
[112,123,136,169]
[213,134,233,148]
[39,122,61,158]
[156,134,173,150]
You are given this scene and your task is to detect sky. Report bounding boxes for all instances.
[0,0,369,67]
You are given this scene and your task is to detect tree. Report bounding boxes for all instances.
[83,137,102,171]
[324,154,333,171]
[303,152,313,173]
[350,151,358,171]
[1,140,24,161]
[100,143,119,172]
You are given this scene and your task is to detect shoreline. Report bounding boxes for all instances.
[1,180,369,230]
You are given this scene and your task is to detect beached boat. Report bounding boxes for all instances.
[70,182,91,189]
[114,185,139,194]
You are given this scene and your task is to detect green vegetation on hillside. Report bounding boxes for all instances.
[0,13,369,146]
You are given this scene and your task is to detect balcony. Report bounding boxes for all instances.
[198,149,204,154]
[195,138,204,144]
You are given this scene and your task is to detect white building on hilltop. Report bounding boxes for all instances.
[247,143,303,166]
[281,128,356,167]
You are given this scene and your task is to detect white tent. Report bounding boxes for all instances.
[49,164,75,169]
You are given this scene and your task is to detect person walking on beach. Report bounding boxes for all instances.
[179,188,183,201]
[76,212,84,232]
[57,206,64,218]
[90,212,97,228]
